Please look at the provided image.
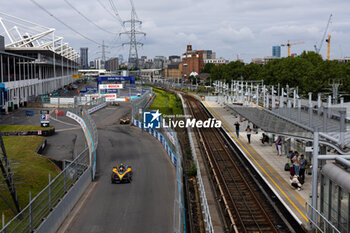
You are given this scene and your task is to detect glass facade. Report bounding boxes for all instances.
[272,46,281,58]
[321,174,350,232]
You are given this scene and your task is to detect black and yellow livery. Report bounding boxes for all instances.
[111,164,133,183]
[120,118,130,124]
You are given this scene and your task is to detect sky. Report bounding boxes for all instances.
[1,0,350,63]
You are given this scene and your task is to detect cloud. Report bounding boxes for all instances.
[0,0,349,62]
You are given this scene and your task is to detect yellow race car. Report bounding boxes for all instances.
[120,118,130,124]
[111,164,133,183]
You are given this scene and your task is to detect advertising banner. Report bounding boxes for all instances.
[98,84,123,89]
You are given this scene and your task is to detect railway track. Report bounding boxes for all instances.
[183,94,292,233]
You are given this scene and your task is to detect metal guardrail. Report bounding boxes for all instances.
[0,148,89,233]
[305,202,341,233]
[66,106,99,180]
[132,118,184,233]
[179,94,214,233]
[131,90,184,233]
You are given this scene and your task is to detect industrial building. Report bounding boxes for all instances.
[0,13,79,112]
[164,62,182,82]
[181,45,204,81]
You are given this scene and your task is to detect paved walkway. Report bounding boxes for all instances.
[203,100,311,228]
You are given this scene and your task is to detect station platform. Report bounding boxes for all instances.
[203,100,310,228]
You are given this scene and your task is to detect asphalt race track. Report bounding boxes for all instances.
[61,103,175,233]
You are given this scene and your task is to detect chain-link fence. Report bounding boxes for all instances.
[131,89,154,121]
[0,148,89,233]
[1,95,101,233]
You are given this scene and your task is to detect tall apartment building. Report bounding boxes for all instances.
[272,46,281,58]
[105,57,119,71]
[181,45,204,80]
[80,47,89,68]
[94,59,102,69]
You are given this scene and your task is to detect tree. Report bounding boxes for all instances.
[298,51,323,67]
[243,63,262,80]
[202,63,216,73]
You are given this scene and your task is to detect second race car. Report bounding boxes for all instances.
[120,117,130,124]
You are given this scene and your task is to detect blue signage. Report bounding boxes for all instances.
[143,110,161,129]
[86,87,97,91]
[97,76,135,84]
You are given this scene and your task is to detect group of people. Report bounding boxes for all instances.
[288,150,307,191]
[234,121,252,143]
[233,121,307,192]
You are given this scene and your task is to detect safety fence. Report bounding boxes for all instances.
[132,119,177,166]
[66,107,98,180]
[305,202,341,233]
[178,94,214,233]
[1,96,102,233]
[132,118,184,233]
[131,86,185,233]
[131,89,153,115]
[0,148,90,233]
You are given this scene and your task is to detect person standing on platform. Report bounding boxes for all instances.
[234,121,240,138]
[293,153,300,176]
[299,154,306,181]
[288,150,294,159]
[276,136,282,156]
[246,125,252,143]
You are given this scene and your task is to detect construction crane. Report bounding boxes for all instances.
[281,41,305,56]
[326,34,331,60]
[314,14,332,54]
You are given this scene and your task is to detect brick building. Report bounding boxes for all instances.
[181,45,204,81]
[164,62,182,82]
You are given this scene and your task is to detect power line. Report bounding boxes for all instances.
[108,0,126,30]
[30,0,101,45]
[129,0,139,20]
[96,0,121,23]
[64,0,117,35]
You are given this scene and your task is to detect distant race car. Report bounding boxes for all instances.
[111,164,133,183]
[120,118,130,124]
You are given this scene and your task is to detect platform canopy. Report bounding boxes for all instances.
[226,103,350,153]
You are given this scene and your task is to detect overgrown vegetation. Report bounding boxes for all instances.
[0,136,60,221]
[150,88,183,117]
[205,51,350,97]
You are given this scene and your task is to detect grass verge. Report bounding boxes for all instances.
[0,136,60,221]
[0,125,54,132]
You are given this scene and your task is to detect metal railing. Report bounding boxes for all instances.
[0,148,89,233]
[179,93,214,233]
[131,90,184,233]
[66,106,98,179]
[1,95,101,232]
[305,202,341,233]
